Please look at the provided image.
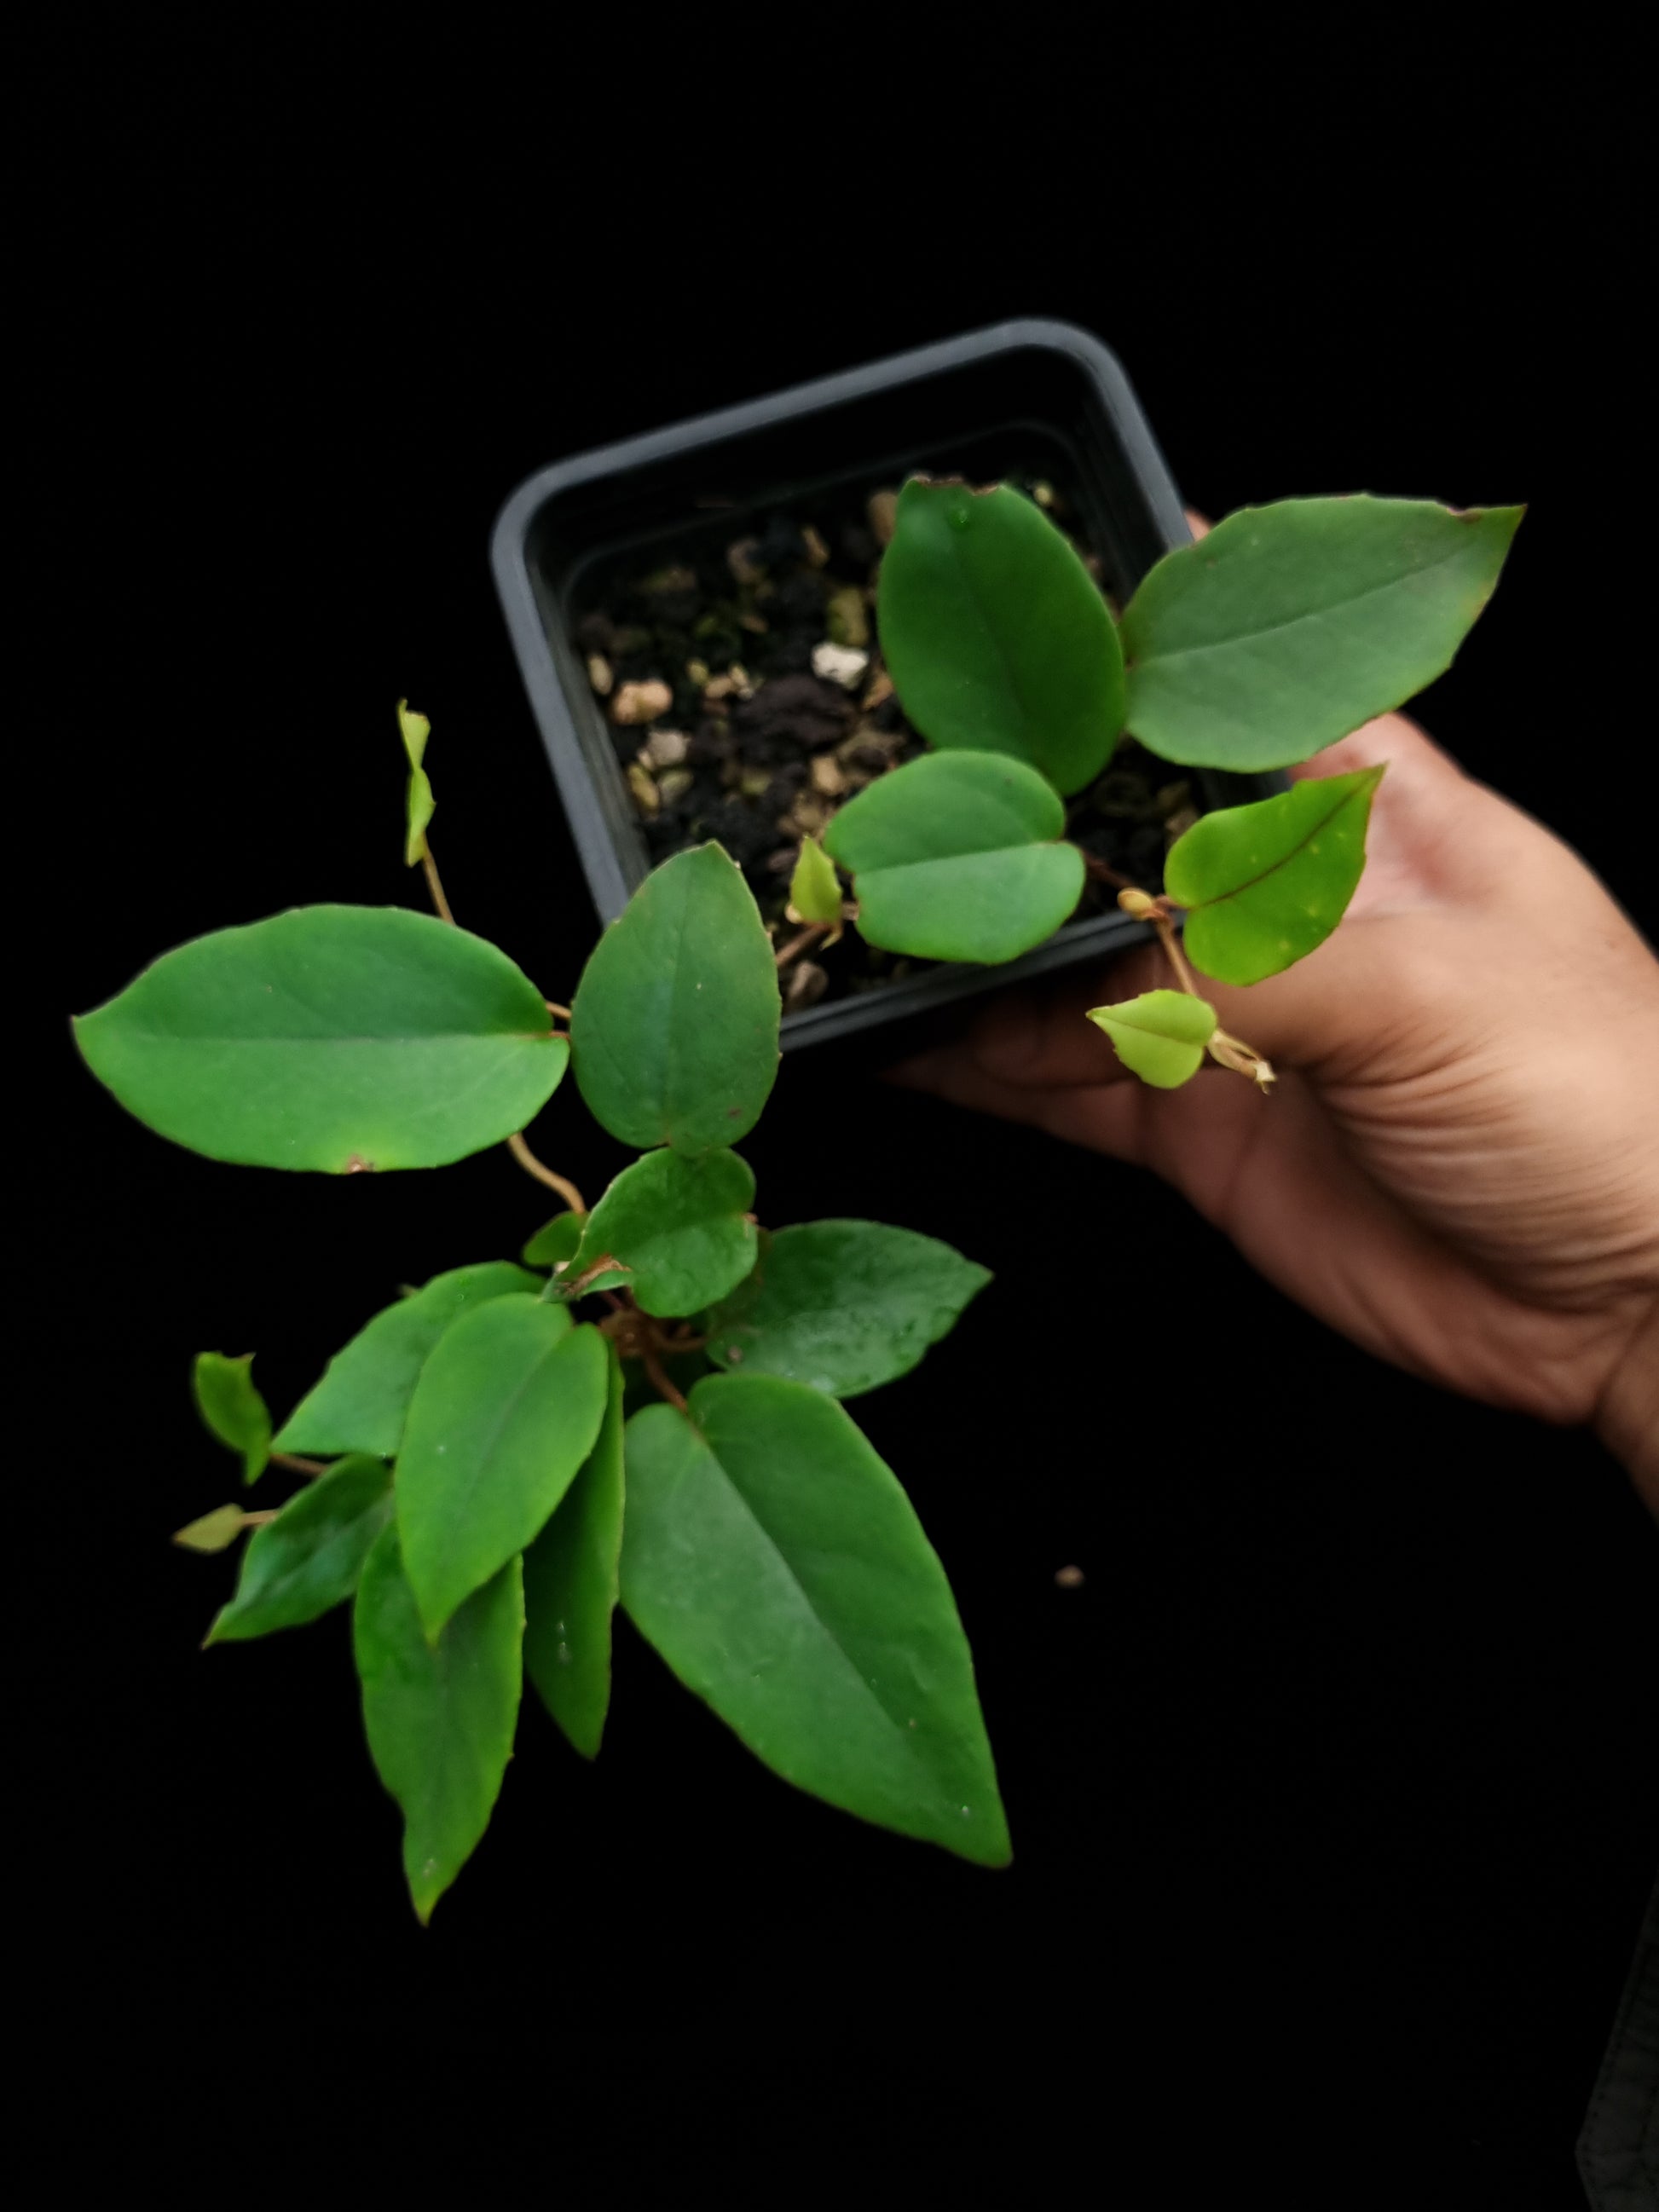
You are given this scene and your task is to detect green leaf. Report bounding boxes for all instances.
[1121,497,1523,771]
[398,699,435,866]
[788,835,843,928]
[1085,990,1217,1088]
[570,845,780,1154]
[577,1148,756,1318]
[272,1262,541,1458]
[353,1523,523,1924]
[523,1342,626,1759]
[705,1222,990,1397]
[173,1504,251,1553]
[522,1211,587,1269]
[877,478,1124,794]
[824,751,1084,964]
[396,1295,610,1637]
[192,1353,271,1486]
[621,1374,1009,1866]
[207,1455,395,1643]
[1165,766,1384,985]
[72,905,567,1173]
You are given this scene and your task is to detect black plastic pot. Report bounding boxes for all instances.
[491,318,1283,1053]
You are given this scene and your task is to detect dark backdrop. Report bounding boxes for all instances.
[27,39,1655,2209]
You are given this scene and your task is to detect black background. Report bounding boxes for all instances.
[26,33,1656,2207]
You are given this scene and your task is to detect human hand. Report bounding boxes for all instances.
[890,678,1659,1510]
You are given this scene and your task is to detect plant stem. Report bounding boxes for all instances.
[271,1452,327,1478]
[506,1132,587,1216]
[640,1340,691,1416]
[774,921,828,971]
[1082,851,1142,892]
[244,1510,280,1527]
[419,843,456,926]
[545,1001,572,1020]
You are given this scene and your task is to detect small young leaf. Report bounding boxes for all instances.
[878,478,1124,794]
[570,845,780,1154]
[208,1455,394,1643]
[788,835,843,929]
[396,1295,610,1638]
[173,1504,251,1554]
[1121,498,1523,771]
[522,1211,587,1269]
[273,1262,541,1458]
[621,1374,1010,1867]
[824,751,1084,964]
[192,1353,271,1486]
[578,1148,756,1318]
[1165,766,1384,985]
[73,905,568,1172]
[523,1342,626,1759]
[705,1222,990,1397]
[398,700,435,866]
[354,1523,523,1924]
[1085,990,1217,1088]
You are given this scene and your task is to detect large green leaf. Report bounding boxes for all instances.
[1121,497,1523,771]
[396,1295,610,1637]
[877,478,1124,794]
[621,1374,1009,1866]
[73,905,567,1172]
[570,846,779,1154]
[272,1262,541,1458]
[1085,990,1216,1088]
[523,1341,626,1759]
[354,1524,523,1924]
[705,1222,990,1397]
[208,1454,394,1643]
[824,751,1084,965]
[1165,766,1384,985]
[577,1148,756,1318]
[192,1352,271,1486]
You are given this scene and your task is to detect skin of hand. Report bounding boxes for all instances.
[889,608,1659,1514]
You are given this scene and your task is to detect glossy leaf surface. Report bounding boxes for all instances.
[1166,766,1384,984]
[273,1262,540,1458]
[570,846,779,1153]
[354,1525,523,1923]
[208,1454,394,1643]
[192,1353,271,1486]
[396,1296,610,1637]
[523,1342,626,1758]
[877,478,1124,794]
[578,1148,756,1317]
[1121,498,1523,771]
[73,905,567,1171]
[1086,990,1216,1088]
[824,751,1084,964]
[621,1374,1009,1865]
[705,1222,989,1397]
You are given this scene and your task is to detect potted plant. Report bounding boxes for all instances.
[70,324,1518,1919]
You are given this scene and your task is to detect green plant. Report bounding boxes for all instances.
[73,479,1518,1920]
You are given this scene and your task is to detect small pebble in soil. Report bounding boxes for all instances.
[812,642,869,689]
[612,679,673,725]
[1054,1565,1085,1589]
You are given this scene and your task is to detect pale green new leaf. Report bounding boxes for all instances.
[354,1524,523,1923]
[1086,990,1217,1088]
[878,478,1124,794]
[192,1352,271,1486]
[73,905,568,1172]
[208,1455,395,1643]
[621,1373,1009,1866]
[1121,497,1523,771]
[523,1341,626,1759]
[398,700,435,866]
[705,1222,990,1397]
[824,751,1084,964]
[577,1147,756,1317]
[273,1262,541,1458]
[396,1295,610,1637]
[1165,766,1384,984]
[788,835,843,930]
[173,1505,251,1553]
[571,845,780,1154]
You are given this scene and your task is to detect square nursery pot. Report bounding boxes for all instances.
[491,318,1284,1057]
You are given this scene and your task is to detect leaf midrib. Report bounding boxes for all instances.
[1184,775,1376,910]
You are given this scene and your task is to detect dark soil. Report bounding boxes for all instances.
[569,467,1196,1012]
